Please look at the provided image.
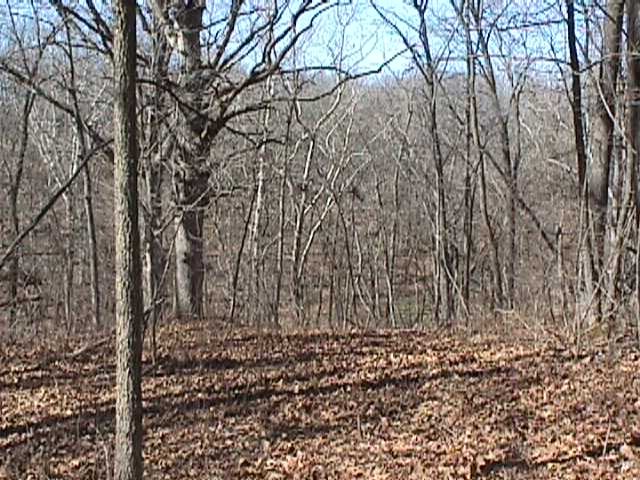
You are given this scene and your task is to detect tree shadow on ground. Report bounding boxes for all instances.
[2,330,559,480]
[1,356,522,450]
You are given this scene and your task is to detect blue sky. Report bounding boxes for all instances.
[306,0,415,73]
[303,0,570,81]
[0,0,573,85]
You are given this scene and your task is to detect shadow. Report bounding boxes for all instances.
[1,325,561,480]
[144,332,447,379]
[479,455,532,477]
[0,402,116,449]
[1,361,516,452]
[0,329,484,393]
[140,363,519,439]
[0,361,114,392]
[145,355,245,377]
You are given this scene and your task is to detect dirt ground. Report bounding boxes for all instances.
[2,323,640,479]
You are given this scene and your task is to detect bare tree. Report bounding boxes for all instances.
[372,0,465,323]
[145,0,351,319]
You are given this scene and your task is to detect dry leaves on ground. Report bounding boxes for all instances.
[1,323,640,479]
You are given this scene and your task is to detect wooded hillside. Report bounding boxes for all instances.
[2,0,640,478]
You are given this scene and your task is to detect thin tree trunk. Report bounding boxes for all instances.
[249,76,273,326]
[63,18,101,329]
[337,199,359,324]
[8,93,35,324]
[291,139,316,324]
[83,162,100,328]
[144,158,165,357]
[565,0,598,330]
[462,54,475,321]
[64,185,76,331]
[466,34,503,307]
[590,0,625,325]
[144,24,169,340]
[454,0,477,321]
[377,165,400,328]
[472,2,516,308]
[566,0,588,190]
[228,188,257,324]
[328,213,339,329]
[113,0,144,476]
[274,138,289,328]
[249,148,265,326]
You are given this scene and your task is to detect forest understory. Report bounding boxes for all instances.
[2,321,640,479]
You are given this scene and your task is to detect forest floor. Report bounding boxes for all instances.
[1,322,640,479]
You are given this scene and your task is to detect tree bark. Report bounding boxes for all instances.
[8,92,35,324]
[143,24,169,340]
[589,0,624,324]
[170,0,208,319]
[83,158,101,328]
[174,203,206,319]
[627,0,640,345]
[113,0,144,477]
[566,0,587,191]
[64,177,76,331]
[462,0,476,320]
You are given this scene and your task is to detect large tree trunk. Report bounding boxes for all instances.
[174,200,206,319]
[627,0,640,344]
[170,0,209,319]
[142,0,339,319]
[113,0,144,477]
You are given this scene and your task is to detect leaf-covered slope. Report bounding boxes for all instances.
[1,325,640,479]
